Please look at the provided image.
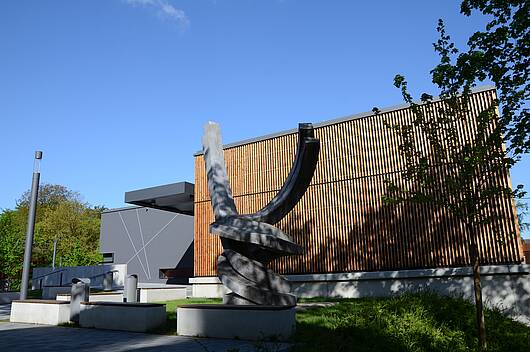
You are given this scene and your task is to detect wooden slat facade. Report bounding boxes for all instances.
[194,88,523,277]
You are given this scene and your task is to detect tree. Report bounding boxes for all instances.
[381,1,529,349]
[460,0,529,155]
[515,199,530,235]
[0,211,25,291]
[0,184,104,290]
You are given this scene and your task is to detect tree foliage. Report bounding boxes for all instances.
[380,1,529,349]
[0,184,104,290]
[460,0,529,155]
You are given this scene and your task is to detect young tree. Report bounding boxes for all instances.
[382,1,528,347]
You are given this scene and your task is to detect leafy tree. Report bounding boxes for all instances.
[0,211,25,290]
[460,0,529,155]
[0,184,104,290]
[381,1,529,349]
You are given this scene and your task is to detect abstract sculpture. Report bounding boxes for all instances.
[202,122,320,306]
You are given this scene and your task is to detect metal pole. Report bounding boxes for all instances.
[20,151,42,300]
[52,238,57,270]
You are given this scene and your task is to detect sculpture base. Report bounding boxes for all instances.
[177,304,296,341]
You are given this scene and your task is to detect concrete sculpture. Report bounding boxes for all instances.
[202,122,320,305]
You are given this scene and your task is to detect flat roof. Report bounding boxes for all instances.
[101,205,142,214]
[124,181,194,215]
[194,85,496,156]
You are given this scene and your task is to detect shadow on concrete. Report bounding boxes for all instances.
[0,323,290,352]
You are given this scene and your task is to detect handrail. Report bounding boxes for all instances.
[32,269,119,289]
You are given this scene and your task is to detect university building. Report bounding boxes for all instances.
[100,86,528,319]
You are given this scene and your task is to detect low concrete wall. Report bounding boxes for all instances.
[177,305,296,340]
[0,292,20,304]
[191,264,530,324]
[32,264,127,290]
[139,287,187,303]
[190,277,227,298]
[42,286,71,300]
[79,302,166,332]
[10,300,70,325]
[57,291,124,303]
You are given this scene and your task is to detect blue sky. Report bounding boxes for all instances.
[0,1,528,236]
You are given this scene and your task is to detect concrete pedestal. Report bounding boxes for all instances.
[79,302,166,332]
[177,304,296,341]
[56,291,124,303]
[139,286,187,302]
[10,300,70,325]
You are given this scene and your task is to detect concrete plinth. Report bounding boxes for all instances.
[177,304,296,341]
[56,291,124,302]
[10,300,70,325]
[139,287,187,302]
[79,301,166,332]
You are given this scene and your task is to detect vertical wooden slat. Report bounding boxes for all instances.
[193,89,522,276]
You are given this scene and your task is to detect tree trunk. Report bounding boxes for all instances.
[470,235,487,350]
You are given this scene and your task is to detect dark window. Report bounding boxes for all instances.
[159,268,194,280]
[102,253,114,264]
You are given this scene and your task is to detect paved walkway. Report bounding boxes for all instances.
[0,322,291,352]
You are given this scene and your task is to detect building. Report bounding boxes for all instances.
[523,239,530,264]
[99,87,529,322]
[99,182,194,284]
[193,86,522,279]
[190,87,530,321]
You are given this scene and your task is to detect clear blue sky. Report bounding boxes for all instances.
[0,1,528,236]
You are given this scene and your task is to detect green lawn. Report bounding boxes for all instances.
[294,293,530,352]
[157,293,530,352]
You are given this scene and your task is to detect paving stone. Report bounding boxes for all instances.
[0,322,291,352]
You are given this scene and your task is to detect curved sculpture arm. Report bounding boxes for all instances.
[244,123,320,225]
[202,122,238,221]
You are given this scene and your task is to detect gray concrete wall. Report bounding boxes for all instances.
[32,264,126,290]
[0,292,20,304]
[100,207,193,283]
[191,264,530,325]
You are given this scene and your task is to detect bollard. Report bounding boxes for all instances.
[103,271,113,291]
[126,274,138,303]
[70,278,90,323]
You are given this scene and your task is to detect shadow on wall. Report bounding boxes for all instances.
[277,201,529,323]
[162,241,194,285]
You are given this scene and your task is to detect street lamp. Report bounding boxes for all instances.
[20,151,42,300]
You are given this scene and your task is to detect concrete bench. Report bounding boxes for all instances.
[139,286,187,302]
[79,301,166,332]
[10,300,70,325]
[57,291,124,303]
[177,304,296,341]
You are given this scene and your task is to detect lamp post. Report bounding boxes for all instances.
[20,151,42,300]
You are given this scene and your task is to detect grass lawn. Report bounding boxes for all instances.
[295,293,530,352]
[157,293,530,352]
